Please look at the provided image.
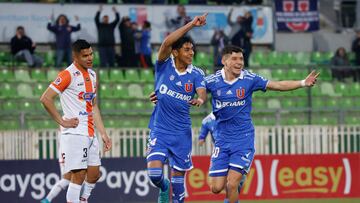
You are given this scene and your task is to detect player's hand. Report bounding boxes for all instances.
[149,92,158,104]
[99,5,103,11]
[102,134,112,152]
[304,70,320,87]
[198,139,205,146]
[191,13,207,27]
[61,117,79,128]
[74,15,79,21]
[189,98,204,107]
[112,6,117,12]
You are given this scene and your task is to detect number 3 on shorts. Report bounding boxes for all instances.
[83,148,88,158]
[212,147,220,158]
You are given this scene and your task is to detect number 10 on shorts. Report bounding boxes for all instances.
[212,147,220,158]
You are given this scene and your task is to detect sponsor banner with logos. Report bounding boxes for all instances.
[0,3,273,44]
[275,0,319,32]
[0,158,157,203]
[186,154,360,201]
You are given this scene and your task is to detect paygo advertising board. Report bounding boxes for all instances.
[186,154,360,201]
[0,158,157,203]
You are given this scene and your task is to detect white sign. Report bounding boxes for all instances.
[0,3,273,44]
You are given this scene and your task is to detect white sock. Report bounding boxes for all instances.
[46,179,70,201]
[80,181,96,201]
[66,183,82,203]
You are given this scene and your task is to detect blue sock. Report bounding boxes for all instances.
[147,168,168,192]
[224,199,239,203]
[171,176,185,203]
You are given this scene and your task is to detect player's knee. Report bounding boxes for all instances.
[210,184,223,194]
[87,170,101,183]
[147,168,163,185]
[226,179,239,191]
[71,169,87,184]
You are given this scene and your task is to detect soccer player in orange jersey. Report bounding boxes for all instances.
[40,39,111,203]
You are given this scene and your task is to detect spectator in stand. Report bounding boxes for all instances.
[165,5,191,33]
[331,47,357,82]
[227,8,243,47]
[119,16,137,67]
[10,26,43,67]
[240,11,253,68]
[352,30,360,66]
[139,21,153,68]
[352,30,360,81]
[47,14,81,68]
[133,22,142,68]
[95,5,120,68]
[211,28,229,68]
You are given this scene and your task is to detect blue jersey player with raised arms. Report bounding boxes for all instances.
[146,13,208,203]
[206,45,319,203]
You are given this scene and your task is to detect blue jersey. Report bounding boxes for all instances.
[140,30,151,55]
[149,57,206,135]
[205,69,268,144]
[198,112,216,142]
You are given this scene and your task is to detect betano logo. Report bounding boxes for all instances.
[270,158,351,196]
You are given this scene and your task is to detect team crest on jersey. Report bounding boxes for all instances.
[236,88,245,99]
[54,77,62,85]
[185,83,193,92]
[78,92,96,101]
[170,75,175,81]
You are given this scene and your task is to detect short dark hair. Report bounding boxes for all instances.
[143,21,151,29]
[72,39,91,53]
[172,36,195,50]
[16,26,24,31]
[221,45,243,57]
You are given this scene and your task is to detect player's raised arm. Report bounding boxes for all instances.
[157,13,208,62]
[266,70,320,91]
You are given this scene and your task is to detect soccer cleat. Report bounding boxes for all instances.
[40,198,50,203]
[79,197,88,203]
[158,178,170,203]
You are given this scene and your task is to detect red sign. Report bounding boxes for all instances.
[185,154,360,201]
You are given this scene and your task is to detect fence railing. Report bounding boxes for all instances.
[0,125,359,160]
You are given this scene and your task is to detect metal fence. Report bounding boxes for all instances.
[0,125,359,160]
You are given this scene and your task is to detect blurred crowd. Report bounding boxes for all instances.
[8,2,360,83]
[10,5,255,69]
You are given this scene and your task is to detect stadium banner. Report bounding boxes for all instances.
[186,154,360,201]
[275,0,320,32]
[0,3,273,44]
[0,158,158,203]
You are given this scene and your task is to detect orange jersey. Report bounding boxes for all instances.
[50,63,97,137]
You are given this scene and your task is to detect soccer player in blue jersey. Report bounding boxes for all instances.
[198,112,216,146]
[146,13,208,203]
[197,112,246,196]
[205,45,319,203]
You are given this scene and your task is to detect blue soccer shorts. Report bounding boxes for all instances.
[209,140,255,177]
[146,130,193,171]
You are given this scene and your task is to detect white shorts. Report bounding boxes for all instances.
[60,133,101,173]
